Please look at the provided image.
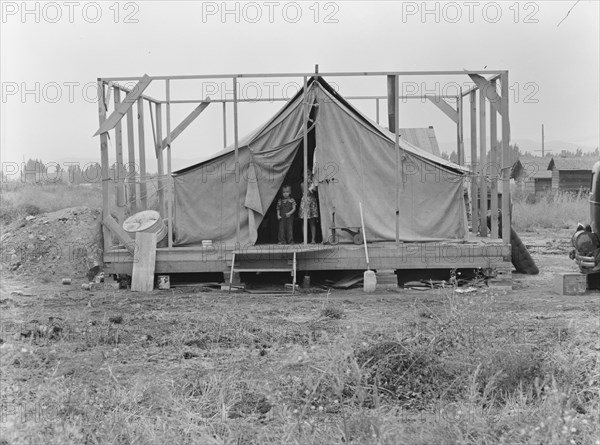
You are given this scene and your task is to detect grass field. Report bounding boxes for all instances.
[0,182,102,226]
[1,257,598,444]
[512,192,590,231]
[0,182,597,444]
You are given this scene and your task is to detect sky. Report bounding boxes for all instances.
[1,0,599,172]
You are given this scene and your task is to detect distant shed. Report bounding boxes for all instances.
[547,157,595,192]
[511,156,552,196]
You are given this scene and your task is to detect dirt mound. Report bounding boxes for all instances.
[1,206,103,280]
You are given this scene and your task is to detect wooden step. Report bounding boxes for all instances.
[227,258,293,261]
[226,259,293,266]
[228,250,297,295]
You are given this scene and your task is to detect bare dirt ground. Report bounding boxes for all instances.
[0,224,598,444]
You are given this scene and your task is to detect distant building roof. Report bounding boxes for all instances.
[511,156,552,180]
[548,157,596,171]
[399,127,440,156]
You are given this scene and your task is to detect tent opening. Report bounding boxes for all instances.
[256,102,322,244]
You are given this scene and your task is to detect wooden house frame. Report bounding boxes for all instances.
[94,69,513,279]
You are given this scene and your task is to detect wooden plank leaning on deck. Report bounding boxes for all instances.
[131,232,157,292]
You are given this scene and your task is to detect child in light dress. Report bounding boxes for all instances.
[299,177,319,243]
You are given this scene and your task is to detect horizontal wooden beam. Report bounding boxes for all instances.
[99,70,507,83]
[110,82,161,104]
[102,216,135,255]
[93,74,152,136]
[426,96,458,124]
[165,94,458,105]
[161,101,210,150]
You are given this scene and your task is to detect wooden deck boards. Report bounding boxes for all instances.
[104,239,510,275]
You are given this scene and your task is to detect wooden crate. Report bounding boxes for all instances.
[553,273,587,296]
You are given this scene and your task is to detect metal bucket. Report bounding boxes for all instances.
[123,210,167,243]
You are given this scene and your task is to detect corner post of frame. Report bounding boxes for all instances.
[303,76,308,246]
[500,71,511,245]
[97,80,112,254]
[233,76,240,246]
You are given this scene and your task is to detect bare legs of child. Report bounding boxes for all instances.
[309,218,317,244]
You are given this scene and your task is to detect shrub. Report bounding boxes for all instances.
[353,341,461,409]
[19,204,42,216]
[321,305,344,319]
[475,345,545,402]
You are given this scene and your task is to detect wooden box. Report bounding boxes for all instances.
[554,273,587,296]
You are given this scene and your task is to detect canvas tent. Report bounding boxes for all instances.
[398,127,441,156]
[172,77,468,247]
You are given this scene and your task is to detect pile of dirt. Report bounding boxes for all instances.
[0,206,103,280]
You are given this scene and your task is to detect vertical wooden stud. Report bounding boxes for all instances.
[303,76,308,245]
[156,103,165,217]
[166,79,173,248]
[97,81,112,252]
[233,77,240,245]
[470,90,479,235]
[126,107,137,213]
[501,72,511,244]
[137,97,148,210]
[490,79,499,239]
[479,87,488,237]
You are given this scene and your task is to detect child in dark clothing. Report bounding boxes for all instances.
[277,185,296,244]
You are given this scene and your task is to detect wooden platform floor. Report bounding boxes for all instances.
[104,237,510,275]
